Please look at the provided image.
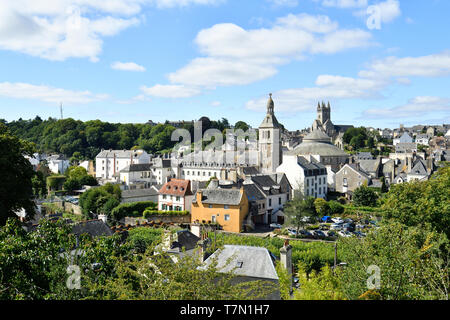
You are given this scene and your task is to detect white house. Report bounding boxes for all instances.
[119,163,155,187]
[47,154,70,174]
[415,134,430,146]
[158,179,194,212]
[276,155,328,199]
[95,149,151,181]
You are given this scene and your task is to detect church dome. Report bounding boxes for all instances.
[303,130,332,144]
[286,129,347,157]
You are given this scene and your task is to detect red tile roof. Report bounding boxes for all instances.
[159,179,192,197]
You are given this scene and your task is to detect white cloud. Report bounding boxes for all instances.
[111,61,146,72]
[245,51,450,113]
[157,13,372,92]
[140,84,201,98]
[320,0,368,8]
[0,82,108,104]
[211,101,221,106]
[267,0,299,7]
[359,51,450,80]
[0,0,224,61]
[353,0,401,24]
[363,96,450,119]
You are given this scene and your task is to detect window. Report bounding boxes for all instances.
[211,215,216,223]
[163,195,167,199]
[269,199,272,206]
[225,214,230,221]
[306,179,309,187]
[224,205,229,209]
[319,187,321,194]
[176,196,180,201]
[209,204,213,208]
[279,197,281,205]
[343,178,348,186]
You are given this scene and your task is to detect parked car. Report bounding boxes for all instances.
[332,217,344,224]
[299,229,313,237]
[338,231,353,238]
[344,218,353,224]
[313,230,326,238]
[321,216,332,223]
[342,223,355,232]
[270,223,282,229]
[330,223,343,230]
[353,231,366,238]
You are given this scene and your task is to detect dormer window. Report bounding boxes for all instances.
[236,261,243,268]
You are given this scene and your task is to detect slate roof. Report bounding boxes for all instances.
[201,245,279,280]
[243,184,266,202]
[286,129,348,157]
[120,163,153,172]
[357,152,373,160]
[241,166,260,176]
[396,143,417,153]
[71,220,113,237]
[152,158,172,168]
[170,230,201,251]
[358,159,380,174]
[250,175,281,195]
[194,189,243,205]
[121,188,159,199]
[296,156,327,176]
[97,150,146,159]
[409,159,428,176]
[159,179,192,196]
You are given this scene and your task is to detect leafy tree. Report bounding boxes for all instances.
[79,184,121,218]
[328,200,344,215]
[337,221,449,300]
[314,198,330,216]
[284,195,316,235]
[381,166,450,237]
[353,185,378,207]
[234,121,249,132]
[0,124,36,225]
[350,134,366,149]
[293,263,345,300]
[31,171,47,198]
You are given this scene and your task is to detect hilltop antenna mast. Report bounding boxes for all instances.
[60,102,63,120]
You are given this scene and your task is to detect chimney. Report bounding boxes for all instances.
[191,222,202,238]
[280,240,293,292]
[197,237,209,263]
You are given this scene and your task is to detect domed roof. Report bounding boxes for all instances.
[286,130,348,157]
[303,130,332,143]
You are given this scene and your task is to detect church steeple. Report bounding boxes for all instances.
[267,93,274,115]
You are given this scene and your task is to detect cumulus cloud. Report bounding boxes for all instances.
[140,84,201,98]
[111,61,146,72]
[362,96,450,119]
[0,0,224,61]
[245,51,450,113]
[320,0,368,8]
[0,82,108,104]
[147,13,373,97]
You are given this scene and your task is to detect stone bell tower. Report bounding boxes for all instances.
[259,93,282,174]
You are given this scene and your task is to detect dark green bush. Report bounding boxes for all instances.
[111,201,157,221]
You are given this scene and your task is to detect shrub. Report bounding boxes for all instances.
[110,201,157,221]
[143,210,189,218]
[328,201,344,215]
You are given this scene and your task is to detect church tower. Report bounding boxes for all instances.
[317,101,331,124]
[259,93,282,174]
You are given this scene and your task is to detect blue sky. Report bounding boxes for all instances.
[0,0,449,130]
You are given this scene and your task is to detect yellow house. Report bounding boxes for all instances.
[191,187,249,233]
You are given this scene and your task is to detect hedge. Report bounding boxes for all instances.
[143,210,189,218]
[111,201,157,221]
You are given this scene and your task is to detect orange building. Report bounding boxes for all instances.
[191,187,249,233]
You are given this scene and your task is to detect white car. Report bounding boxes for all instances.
[270,223,282,229]
[338,231,352,238]
[330,223,343,230]
[332,217,344,224]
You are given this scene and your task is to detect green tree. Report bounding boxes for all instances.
[337,221,449,300]
[353,185,378,207]
[284,195,316,235]
[381,166,450,237]
[0,124,36,225]
[314,198,330,217]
